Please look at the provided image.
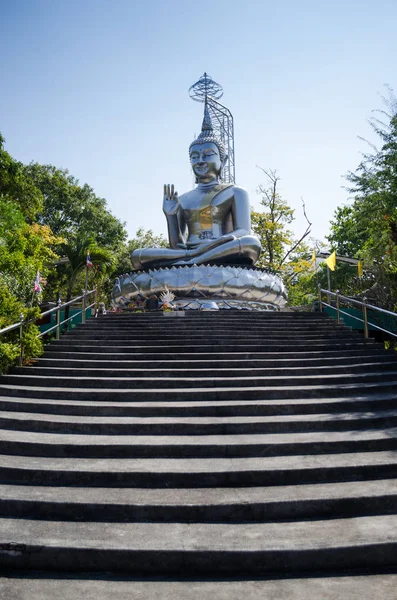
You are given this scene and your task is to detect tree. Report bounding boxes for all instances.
[0,135,57,370]
[328,88,397,310]
[112,228,168,277]
[0,134,43,219]
[0,135,61,303]
[23,163,127,250]
[60,234,113,303]
[251,168,313,301]
[21,163,128,302]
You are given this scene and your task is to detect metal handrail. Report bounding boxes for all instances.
[39,292,91,318]
[0,288,97,365]
[0,321,24,335]
[318,287,397,340]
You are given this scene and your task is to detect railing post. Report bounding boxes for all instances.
[336,290,340,324]
[56,298,62,340]
[318,285,323,313]
[94,287,98,316]
[363,296,369,340]
[19,313,24,367]
[82,291,86,324]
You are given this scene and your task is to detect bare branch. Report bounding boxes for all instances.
[281,197,312,264]
[255,166,280,184]
[301,196,312,229]
[281,226,311,265]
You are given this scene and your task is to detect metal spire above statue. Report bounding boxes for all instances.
[189,73,235,184]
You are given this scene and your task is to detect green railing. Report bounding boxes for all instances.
[0,288,97,366]
[318,287,397,341]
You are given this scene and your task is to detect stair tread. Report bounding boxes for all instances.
[0,390,396,405]
[16,360,397,376]
[0,573,395,600]
[1,380,396,393]
[0,515,396,551]
[0,478,396,505]
[6,371,397,382]
[0,408,396,425]
[1,425,396,444]
[1,450,395,472]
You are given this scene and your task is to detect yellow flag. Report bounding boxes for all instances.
[357,260,363,278]
[311,250,316,265]
[324,251,336,271]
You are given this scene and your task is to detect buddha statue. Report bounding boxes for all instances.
[131,105,261,270]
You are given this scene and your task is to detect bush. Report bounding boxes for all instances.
[0,281,42,373]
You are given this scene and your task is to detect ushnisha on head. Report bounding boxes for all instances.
[189,104,228,182]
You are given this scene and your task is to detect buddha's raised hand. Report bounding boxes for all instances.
[163,184,179,216]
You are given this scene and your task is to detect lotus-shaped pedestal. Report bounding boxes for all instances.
[112,264,287,311]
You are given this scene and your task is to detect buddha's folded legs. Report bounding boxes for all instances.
[173,235,261,266]
[132,235,261,270]
[131,247,189,270]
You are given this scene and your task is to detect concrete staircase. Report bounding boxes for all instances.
[0,311,396,584]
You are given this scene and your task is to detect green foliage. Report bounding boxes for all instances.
[21,319,43,363]
[113,228,168,277]
[287,272,318,307]
[251,169,313,303]
[24,163,127,249]
[328,89,397,310]
[0,280,42,373]
[0,197,61,303]
[0,342,20,374]
[21,163,128,303]
[251,170,295,271]
[0,134,43,219]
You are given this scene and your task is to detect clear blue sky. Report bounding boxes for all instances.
[1,0,396,246]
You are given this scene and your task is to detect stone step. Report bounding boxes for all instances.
[0,408,396,435]
[61,332,361,342]
[0,515,396,575]
[43,341,376,353]
[0,479,395,522]
[50,334,368,346]
[76,325,349,334]
[77,316,347,325]
[66,321,352,331]
[4,370,397,389]
[1,573,396,600]
[35,351,394,369]
[95,313,333,320]
[1,379,396,400]
[0,428,395,459]
[0,451,395,487]
[15,360,397,378]
[0,392,395,416]
[40,347,387,361]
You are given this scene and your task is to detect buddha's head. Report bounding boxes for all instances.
[189,105,227,183]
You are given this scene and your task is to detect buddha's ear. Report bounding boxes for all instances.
[219,154,228,181]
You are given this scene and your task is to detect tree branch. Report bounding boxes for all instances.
[281,197,312,265]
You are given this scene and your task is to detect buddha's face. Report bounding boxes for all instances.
[190,142,222,182]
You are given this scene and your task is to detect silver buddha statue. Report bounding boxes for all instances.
[131,106,261,270]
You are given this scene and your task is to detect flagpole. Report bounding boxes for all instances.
[83,253,89,324]
[313,249,319,290]
[85,260,89,295]
[31,269,39,306]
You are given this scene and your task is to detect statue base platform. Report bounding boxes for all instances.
[112,264,287,311]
